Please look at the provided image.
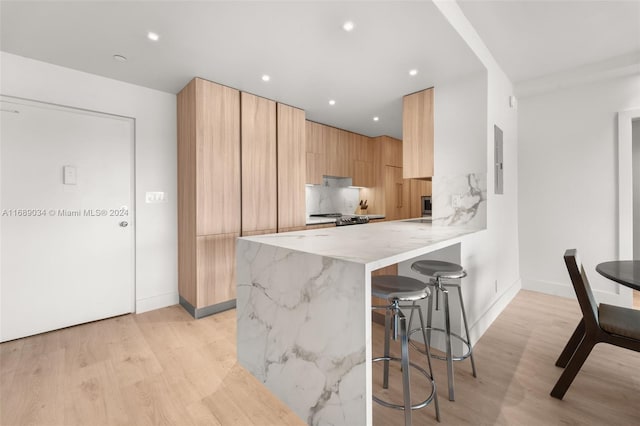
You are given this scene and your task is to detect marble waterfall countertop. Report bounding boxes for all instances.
[237,219,483,425]
[242,218,481,271]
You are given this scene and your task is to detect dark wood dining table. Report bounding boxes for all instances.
[595,260,640,291]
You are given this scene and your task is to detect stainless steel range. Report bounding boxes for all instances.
[310,213,370,226]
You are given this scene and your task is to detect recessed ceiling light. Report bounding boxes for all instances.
[373,116,379,122]
[409,69,418,76]
[147,32,159,41]
[329,100,336,106]
[113,54,127,62]
[343,21,355,32]
[262,74,270,82]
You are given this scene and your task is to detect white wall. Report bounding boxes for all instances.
[1,52,178,313]
[633,118,640,258]
[519,73,640,305]
[432,2,521,345]
[434,70,487,176]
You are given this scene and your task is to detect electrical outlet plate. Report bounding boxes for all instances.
[451,194,462,208]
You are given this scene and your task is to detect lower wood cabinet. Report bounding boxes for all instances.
[193,233,239,312]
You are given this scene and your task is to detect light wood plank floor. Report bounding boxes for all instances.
[1,290,639,426]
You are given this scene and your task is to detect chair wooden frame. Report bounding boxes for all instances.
[550,249,640,399]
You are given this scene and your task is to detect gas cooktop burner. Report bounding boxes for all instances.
[335,216,370,226]
[310,213,370,226]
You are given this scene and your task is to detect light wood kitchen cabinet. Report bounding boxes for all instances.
[305,120,377,187]
[177,78,240,315]
[403,88,434,179]
[305,121,325,185]
[324,125,343,177]
[277,103,306,232]
[384,165,410,221]
[353,161,375,188]
[352,134,376,188]
[196,233,239,308]
[408,179,432,218]
[241,92,277,235]
[379,135,403,168]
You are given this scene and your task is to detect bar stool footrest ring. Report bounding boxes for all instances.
[372,356,437,411]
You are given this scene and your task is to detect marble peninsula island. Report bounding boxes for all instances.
[237,219,483,425]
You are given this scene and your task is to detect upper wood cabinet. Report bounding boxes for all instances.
[378,136,403,168]
[403,88,434,179]
[352,135,376,188]
[305,120,377,188]
[305,121,324,185]
[178,78,241,237]
[277,103,306,232]
[324,125,342,177]
[241,92,277,235]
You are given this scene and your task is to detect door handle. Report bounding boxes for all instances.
[119,221,128,227]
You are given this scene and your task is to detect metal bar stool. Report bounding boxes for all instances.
[371,275,440,425]
[410,260,477,401]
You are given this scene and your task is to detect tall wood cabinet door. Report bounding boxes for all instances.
[277,103,306,232]
[352,135,375,187]
[403,88,434,179]
[324,125,341,177]
[339,130,354,178]
[196,233,238,308]
[177,79,198,307]
[305,120,324,154]
[305,121,325,184]
[241,92,277,235]
[384,166,406,221]
[195,78,241,235]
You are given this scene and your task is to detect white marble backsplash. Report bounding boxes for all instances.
[432,172,487,228]
[306,176,360,216]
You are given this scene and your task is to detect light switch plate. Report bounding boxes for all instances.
[145,191,167,203]
[63,165,77,185]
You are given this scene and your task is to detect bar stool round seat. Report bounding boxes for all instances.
[371,275,430,302]
[410,260,477,402]
[371,275,440,424]
[411,260,467,280]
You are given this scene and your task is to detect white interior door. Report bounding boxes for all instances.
[0,96,135,342]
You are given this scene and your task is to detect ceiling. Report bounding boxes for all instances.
[4,2,636,138]
[458,0,640,84]
[0,1,484,139]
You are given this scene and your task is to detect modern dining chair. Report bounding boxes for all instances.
[550,249,640,399]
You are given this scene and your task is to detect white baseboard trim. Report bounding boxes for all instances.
[522,278,631,307]
[469,278,521,345]
[136,291,179,314]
